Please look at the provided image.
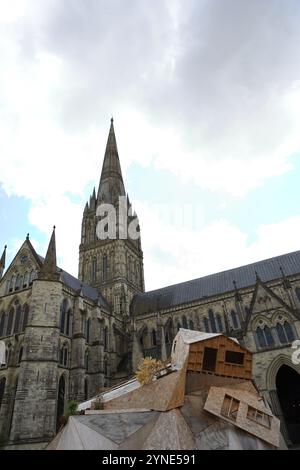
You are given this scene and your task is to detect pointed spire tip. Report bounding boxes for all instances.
[39,225,58,280]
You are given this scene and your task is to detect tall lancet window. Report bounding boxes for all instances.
[0,312,5,337]
[92,257,97,282]
[209,309,217,333]
[230,310,240,330]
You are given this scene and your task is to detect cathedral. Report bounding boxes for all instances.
[0,119,300,449]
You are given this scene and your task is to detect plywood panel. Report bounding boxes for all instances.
[104,367,186,412]
[187,336,252,380]
[204,386,280,447]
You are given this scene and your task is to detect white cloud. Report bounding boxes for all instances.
[0,0,27,24]
[136,201,300,290]
[0,0,300,288]
[28,195,82,274]
[7,237,41,264]
[1,0,300,202]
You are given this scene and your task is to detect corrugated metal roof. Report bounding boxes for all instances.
[132,250,300,315]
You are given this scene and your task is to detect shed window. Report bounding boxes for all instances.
[247,406,272,429]
[221,394,240,422]
[225,350,244,365]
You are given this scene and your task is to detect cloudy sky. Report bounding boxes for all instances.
[1,0,300,291]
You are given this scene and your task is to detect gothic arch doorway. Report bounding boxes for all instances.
[56,375,65,432]
[276,365,300,445]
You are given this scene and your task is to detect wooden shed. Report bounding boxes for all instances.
[171,329,252,380]
[187,335,252,379]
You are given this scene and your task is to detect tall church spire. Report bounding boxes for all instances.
[39,227,60,281]
[97,118,126,204]
[79,119,145,313]
[0,245,7,279]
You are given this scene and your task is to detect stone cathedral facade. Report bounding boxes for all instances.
[0,120,300,449]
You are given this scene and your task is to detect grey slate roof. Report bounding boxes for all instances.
[38,255,109,309]
[60,270,109,309]
[132,250,300,316]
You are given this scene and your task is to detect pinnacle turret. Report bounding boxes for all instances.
[39,227,60,281]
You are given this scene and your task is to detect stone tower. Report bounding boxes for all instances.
[78,119,145,318]
[9,228,62,447]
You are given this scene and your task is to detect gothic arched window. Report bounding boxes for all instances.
[60,300,67,334]
[5,346,11,366]
[276,323,286,344]
[9,276,15,293]
[216,314,223,332]
[66,309,72,337]
[295,287,300,303]
[29,270,36,286]
[276,322,295,344]
[177,323,181,331]
[164,321,172,344]
[203,317,210,333]
[13,305,22,334]
[59,348,63,365]
[104,327,108,351]
[256,327,266,348]
[284,321,295,342]
[59,344,69,367]
[85,318,91,344]
[22,305,29,331]
[6,308,14,336]
[18,347,23,364]
[23,272,29,288]
[189,320,194,330]
[256,326,274,348]
[264,325,274,346]
[182,316,188,329]
[152,329,157,346]
[231,310,239,329]
[63,347,68,367]
[209,309,217,333]
[15,275,22,291]
[0,312,5,337]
